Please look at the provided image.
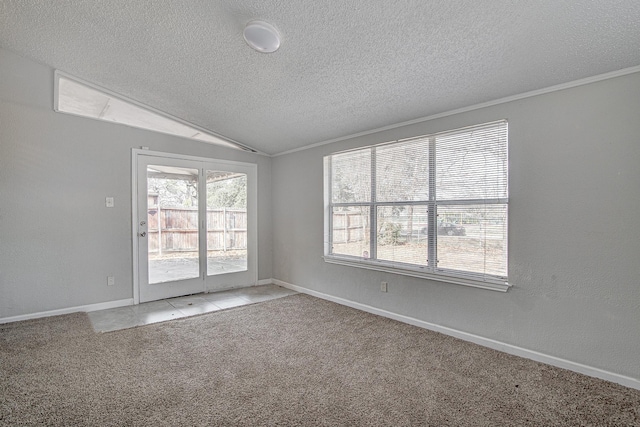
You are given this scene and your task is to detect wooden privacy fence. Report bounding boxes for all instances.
[332,211,368,244]
[147,207,247,254]
[333,210,481,243]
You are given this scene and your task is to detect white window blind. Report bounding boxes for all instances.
[324,120,509,291]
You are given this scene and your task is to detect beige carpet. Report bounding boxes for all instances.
[1,294,639,426]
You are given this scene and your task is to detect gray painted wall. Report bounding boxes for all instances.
[272,72,640,380]
[0,48,272,318]
[2,45,639,382]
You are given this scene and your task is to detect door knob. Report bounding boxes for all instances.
[139,232,147,237]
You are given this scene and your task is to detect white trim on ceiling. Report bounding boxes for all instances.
[272,64,640,157]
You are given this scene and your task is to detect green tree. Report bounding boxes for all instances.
[207,175,247,209]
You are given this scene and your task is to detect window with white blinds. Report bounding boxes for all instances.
[324,120,509,291]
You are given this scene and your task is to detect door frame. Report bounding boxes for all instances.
[131,148,258,304]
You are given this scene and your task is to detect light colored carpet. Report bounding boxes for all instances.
[1,294,639,426]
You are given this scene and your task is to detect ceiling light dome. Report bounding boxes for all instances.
[243,20,281,53]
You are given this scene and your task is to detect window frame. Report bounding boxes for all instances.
[53,70,256,152]
[323,121,510,292]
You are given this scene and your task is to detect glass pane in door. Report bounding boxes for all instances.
[206,171,248,275]
[147,165,199,284]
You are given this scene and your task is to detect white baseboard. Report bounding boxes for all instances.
[0,298,134,324]
[257,278,273,286]
[273,279,640,391]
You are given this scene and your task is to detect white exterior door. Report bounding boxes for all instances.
[133,150,257,303]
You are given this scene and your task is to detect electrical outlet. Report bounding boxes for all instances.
[107,276,115,286]
[381,281,388,292]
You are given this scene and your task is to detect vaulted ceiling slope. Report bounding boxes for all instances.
[1,1,640,155]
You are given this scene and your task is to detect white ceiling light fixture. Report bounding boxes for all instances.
[243,20,281,53]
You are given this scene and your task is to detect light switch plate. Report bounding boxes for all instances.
[105,197,114,208]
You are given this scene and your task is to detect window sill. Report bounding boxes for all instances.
[323,256,511,292]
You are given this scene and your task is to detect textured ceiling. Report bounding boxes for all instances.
[1,1,640,155]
